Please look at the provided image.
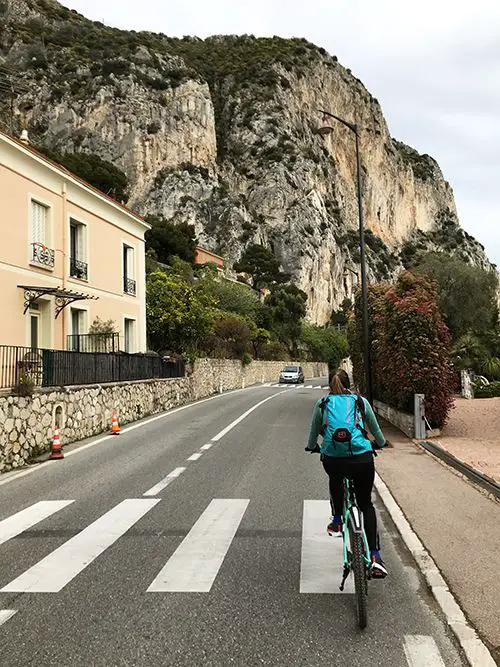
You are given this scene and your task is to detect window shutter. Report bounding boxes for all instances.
[127,247,135,279]
[31,202,47,245]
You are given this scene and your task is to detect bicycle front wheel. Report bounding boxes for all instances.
[349,527,368,629]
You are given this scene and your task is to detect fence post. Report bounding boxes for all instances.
[414,393,426,440]
[461,370,473,399]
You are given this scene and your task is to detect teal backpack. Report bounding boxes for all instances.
[319,393,370,457]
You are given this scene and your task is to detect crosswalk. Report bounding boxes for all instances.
[0,497,346,596]
[0,497,455,664]
[264,383,330,389]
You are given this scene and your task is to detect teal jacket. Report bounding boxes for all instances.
[307,393,386,456]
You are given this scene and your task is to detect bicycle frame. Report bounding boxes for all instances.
[339,477,371,590]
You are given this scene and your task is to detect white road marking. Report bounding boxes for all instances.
[187,452,202,461]
[147,499,249,592]
[0,610,17,627]
[403,636,446,667]
[0,383,273,490]
[143,467,186,497]
[0,501,74,547]
[1,499,159,593]
[200,443,213,450]
[304,385,313,389]
[211,391,287,442]
[300,500,353,594]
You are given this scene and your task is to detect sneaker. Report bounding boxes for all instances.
[327,515,342,536]
[370,551,388,578]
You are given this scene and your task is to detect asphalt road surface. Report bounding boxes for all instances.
[0,380,468,666]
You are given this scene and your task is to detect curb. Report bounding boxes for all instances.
[416,440,500,500]
[374,472,496,667]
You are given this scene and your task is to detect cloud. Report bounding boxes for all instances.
[62,0,500,265]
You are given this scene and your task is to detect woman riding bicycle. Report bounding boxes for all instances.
[305,370,388,578]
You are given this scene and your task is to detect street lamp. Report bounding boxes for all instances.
[316,110,373,404]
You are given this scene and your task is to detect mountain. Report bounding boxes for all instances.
[0,0,493,323]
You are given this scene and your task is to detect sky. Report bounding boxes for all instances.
[62,0,500,267]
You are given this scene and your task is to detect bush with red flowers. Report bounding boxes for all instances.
[348,271,455,428]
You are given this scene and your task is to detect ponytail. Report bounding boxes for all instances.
[329,373,346,394]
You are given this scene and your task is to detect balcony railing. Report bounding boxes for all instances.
[70,257,88,281]
[31,242,55,268]
[0,344,185,390]
[67,332,120,353]
[124,277,136,296]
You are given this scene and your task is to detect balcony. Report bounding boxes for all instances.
[70,257,88,281]
[67,332,120,353]
[31,242,55,269]
[124,277,136,296]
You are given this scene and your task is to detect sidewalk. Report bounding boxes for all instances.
[376,419,500,665]
[436,397,500,484]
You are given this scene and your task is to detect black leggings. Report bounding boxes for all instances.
[321,451,379,552]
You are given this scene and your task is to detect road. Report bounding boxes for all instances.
[0,380,468,666]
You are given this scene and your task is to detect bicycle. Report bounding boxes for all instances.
[306,444,382,629]
[338,474,372,629]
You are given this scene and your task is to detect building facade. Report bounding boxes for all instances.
[0,131,149,353]
[194,246,225,270]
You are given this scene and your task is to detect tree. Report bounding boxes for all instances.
[37,146,129,202]
[200,275,262,320]
[233,244,289,289]
[301,322,348,370]
[203,313,253,359]
[145,217,197,265]
[349,272,455,428]
[330,298,352,328]
[146,271,215,354]
[264,284,307,355]
[411,252,498,339]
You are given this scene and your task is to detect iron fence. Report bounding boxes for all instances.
[67,332,120,353]
[0,345,185,390]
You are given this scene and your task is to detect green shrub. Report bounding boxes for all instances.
[474,381,500,398]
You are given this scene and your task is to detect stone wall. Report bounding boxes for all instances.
[373,399,415,438]
[0,359,327,473]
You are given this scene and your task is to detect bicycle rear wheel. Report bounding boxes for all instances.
[349,526,368,629]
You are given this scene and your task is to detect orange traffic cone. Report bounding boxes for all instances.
[111,411,121,435]
[49,427,64,460]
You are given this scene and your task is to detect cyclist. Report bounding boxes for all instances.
[305,370,388,578]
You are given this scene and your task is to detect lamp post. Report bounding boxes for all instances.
[316,110,373,404]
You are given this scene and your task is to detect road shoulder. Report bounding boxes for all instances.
[375,422,499,666]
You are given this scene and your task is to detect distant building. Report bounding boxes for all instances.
[194,246,224,271]
[0,130,149,353]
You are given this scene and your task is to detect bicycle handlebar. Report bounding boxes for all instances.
[305,442,385,455]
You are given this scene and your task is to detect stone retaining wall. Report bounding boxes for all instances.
[0,359,327,473]
[373,399,415,438]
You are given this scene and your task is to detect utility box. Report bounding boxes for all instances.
[414,394,426,440]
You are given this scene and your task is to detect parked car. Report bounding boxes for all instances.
[279,365,304,384]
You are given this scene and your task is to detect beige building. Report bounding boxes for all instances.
[0,130,149,353]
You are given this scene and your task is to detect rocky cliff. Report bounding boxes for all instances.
[0,0,493,323]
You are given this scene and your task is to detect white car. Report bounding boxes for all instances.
[279,365,305,384]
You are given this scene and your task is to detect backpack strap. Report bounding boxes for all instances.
[353,395,369,439]
[318,395,330,436]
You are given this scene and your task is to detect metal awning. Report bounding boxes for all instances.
[18,285,98,318]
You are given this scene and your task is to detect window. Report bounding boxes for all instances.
[69,220,87,280]
[30,313,39,349]
[123,245,136,295]
[31,201,47,245]
[124,318,136,353]
[30,200,54,268]
[70,308,86,337]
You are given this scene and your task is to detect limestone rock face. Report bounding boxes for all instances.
[0,0,494,323]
